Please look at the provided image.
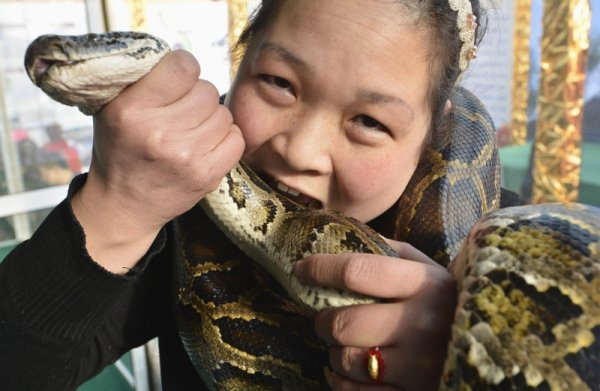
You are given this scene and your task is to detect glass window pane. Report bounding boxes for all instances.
[0,0,92,242]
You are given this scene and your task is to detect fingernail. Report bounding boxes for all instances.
[323,366,333,387]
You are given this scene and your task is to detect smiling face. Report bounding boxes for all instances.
[226,0,434,222]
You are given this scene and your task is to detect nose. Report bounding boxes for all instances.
[272,110,335,175]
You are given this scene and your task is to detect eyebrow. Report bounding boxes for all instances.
[357,90,414,119]
[258,41,312,73]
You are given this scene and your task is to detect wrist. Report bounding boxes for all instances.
[71,175,163,274]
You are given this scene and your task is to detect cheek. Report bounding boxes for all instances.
[228,83,273,154]
[350,155,412,198]
[340,146,420,220]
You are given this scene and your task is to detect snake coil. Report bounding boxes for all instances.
[25,32,600,391]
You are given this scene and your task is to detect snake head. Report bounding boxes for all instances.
[23,31,171,115]
[24,34,72,86]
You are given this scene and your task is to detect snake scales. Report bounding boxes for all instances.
[24,31,600,390]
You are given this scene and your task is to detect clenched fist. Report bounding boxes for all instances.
[73,50,245,273]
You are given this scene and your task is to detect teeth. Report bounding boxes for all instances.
[276,182,289,193]
[288,188,300,197]
[276,181,300,197]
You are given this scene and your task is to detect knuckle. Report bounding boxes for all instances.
[143,131,167,160]
[431,268,456,297]
[338,347,354,374]
[417,275,456,331]
[296,255,320,282]
[192,164,223,193]
[217,105,234,126]
[394,241,412,255]
[104,101,137,131]
[144,132,194,168]
[329,308,354,344]
[191,160,210,179]
[227,126,245,150]
[172,147,194,166]
[169,50,200,81]
[198,79,220,103]
[416,308,442,333]
[339,257,372,291]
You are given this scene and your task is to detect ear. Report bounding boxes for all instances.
[444,99,452,114]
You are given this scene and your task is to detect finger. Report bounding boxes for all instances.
[197,124,245,183]
[314,303,405,347]
[384,239,444,269]
[329,346,388,385]
[324,366,402,391]
[167,123,242,196]
[144,107,235,176]
[121,50,200,108]
[164,79,222,130]
[294,254,454,299]
[314,301,454,348]
[329,346,397,386]
[328,346,442,390]
[195,105,235,147]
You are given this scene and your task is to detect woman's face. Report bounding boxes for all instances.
[226,0,432,222]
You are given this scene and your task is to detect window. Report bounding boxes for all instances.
[0,0,234,246]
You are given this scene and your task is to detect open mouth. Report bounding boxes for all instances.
[28,58,59,85]
[29,57,80,85]
[261,174,323,209]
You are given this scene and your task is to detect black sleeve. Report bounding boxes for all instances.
[500,187,527,208]
[0,174,170,391]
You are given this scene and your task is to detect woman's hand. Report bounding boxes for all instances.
[294,240,456,391]
[73,50,245,273]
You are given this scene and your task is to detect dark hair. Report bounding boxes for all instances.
[409,0,487,150]
[232,0,486,152]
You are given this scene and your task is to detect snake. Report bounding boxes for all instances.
[24,31,600,391]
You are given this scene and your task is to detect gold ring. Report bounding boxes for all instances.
[366,347,384,385]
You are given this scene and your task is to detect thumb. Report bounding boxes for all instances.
[120,49,201,108]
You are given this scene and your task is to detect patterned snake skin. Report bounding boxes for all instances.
[24,32,600,390]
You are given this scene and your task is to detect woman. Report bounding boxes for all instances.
[0,1,515,390]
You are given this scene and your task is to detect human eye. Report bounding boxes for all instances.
[352,114,390,134]
[259,74,293,92]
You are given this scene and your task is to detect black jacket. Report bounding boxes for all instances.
[0,174,524,390]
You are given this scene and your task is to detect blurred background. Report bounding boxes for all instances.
[0,0,598,389]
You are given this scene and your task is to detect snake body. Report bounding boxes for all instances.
[25,32,600,390]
